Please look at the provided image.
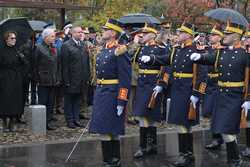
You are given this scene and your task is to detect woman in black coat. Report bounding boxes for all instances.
[0,31,27,132]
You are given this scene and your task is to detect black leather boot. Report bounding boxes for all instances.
[242,128,250,158]
[205,133,223,150]
[226,140,242,167]
[147,126,157,155]
[134,127,148,159]
[186,133,195,160]
[101,141,113,167]
[174,133,194,167]
[8,118,16,132]
[112,140,121,167]
[2,118,9,133]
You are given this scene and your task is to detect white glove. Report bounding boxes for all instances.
[190,53,201,61]
[241,101,250,117]
[152,86,163,98]
[140,55,151,63]
[190,95,199,109]
[117,105,124,116]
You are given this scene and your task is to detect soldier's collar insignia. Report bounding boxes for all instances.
[146,40,157,46]
[212,43,223,49]
[181,39,193,48]
[105,40,118,49]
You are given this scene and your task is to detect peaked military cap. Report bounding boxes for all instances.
[224,20,244,35]
[210,24,224,37]
[177,22,196,36]
[102,18,125,33]
[244,24,250,37]
[88,27,96,33]
[63,21,73,30]
[141,22,159,34]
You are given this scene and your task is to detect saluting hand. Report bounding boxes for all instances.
[190,53,201,61]
[140,55,151,63]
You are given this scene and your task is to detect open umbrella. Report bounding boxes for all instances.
[0,17,33,48]
[28,20,47,32]
[119,13,161,27]
[204,8,248,27]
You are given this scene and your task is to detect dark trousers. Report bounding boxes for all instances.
[31,80,37,105]
[64,93,81,123]
[38,86,55,124]
[23,78,30,104]
[54,86,64,112]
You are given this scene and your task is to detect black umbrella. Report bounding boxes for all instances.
[119,13,161,26]
[0,17,33,48]
[204,8,248,27]
[28,20,47,32]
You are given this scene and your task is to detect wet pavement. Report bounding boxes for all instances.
[0,130,250,167]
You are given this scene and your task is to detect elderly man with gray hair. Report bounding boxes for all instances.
[34,28,61,130]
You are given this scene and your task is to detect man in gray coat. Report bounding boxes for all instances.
[35,28,61,130]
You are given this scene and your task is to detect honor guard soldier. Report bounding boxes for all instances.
[89,18,131,167]
[190,21,250,167]
[204,24,224,150]
[141,21,207,167]
[132,23,168,159]
[241,26,250,158]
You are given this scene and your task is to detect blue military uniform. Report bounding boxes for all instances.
[201,25,224,118]
[242,29,250,158]
[132,23,169,159]
[198,44,249,134]
[201,48,219,118]
[88,18,131,166]
[194,22,250,167]
[201,25,225,150]
[89,40,131,136]
[133,42,168,121]
[149,22,206,166]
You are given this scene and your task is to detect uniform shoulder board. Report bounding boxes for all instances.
[114,45,128,56]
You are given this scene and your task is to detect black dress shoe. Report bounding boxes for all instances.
[67,122,76,129]
[205,140,221,150]
[74,121,84,127]
[46,125,56,130]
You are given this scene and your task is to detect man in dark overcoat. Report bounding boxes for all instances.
[61,26,90,128]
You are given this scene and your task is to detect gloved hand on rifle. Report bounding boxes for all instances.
[117,105,124,116]
[190,95,199,109]
[152,85,163,98]
[241,101,250,117]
